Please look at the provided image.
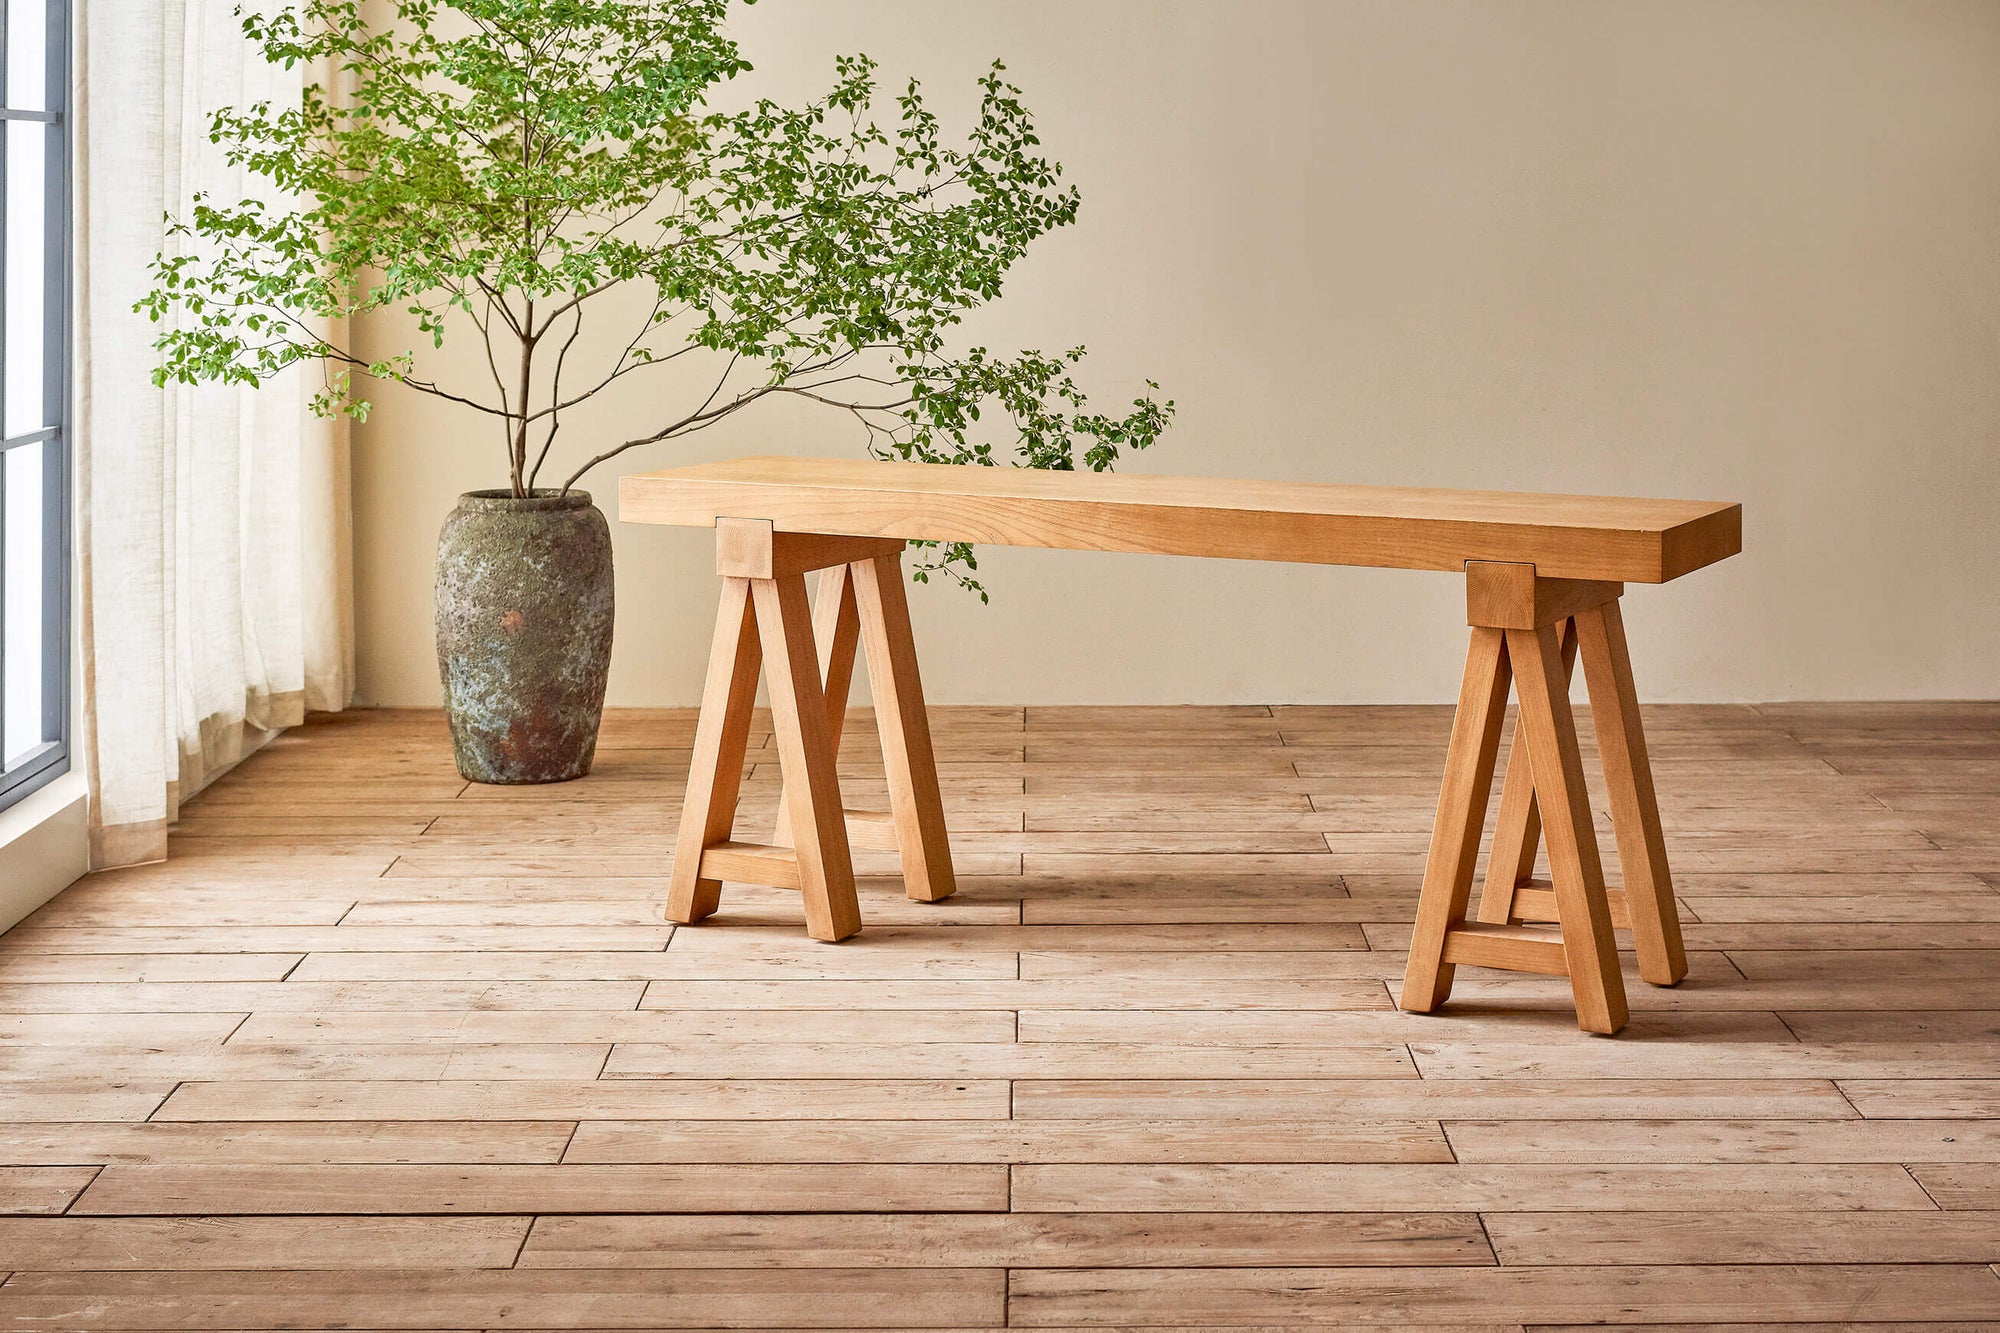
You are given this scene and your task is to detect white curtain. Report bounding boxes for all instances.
[74,1,354,869]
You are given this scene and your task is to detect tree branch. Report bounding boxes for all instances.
[528,303,586,491]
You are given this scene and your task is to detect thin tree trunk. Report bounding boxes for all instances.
[512,299,535,496]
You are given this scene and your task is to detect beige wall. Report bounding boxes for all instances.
[353,0,2000,706]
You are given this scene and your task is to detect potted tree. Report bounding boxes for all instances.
[141,0,1172,783]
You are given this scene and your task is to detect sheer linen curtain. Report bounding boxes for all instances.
[75,1,353,869]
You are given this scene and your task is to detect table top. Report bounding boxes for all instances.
[620,456,1742,584]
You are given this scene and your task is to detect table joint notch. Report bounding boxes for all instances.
[715,516,906,579]
[1466,559,1623,629]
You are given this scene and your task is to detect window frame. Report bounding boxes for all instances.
[0,0,70,812]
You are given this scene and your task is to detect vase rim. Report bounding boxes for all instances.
[457,488,594,511]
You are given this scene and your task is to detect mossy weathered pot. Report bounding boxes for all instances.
[435,489,614,784]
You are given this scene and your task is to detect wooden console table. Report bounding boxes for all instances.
[621,456,1741,1033]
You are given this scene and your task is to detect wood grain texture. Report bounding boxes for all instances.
[69,1163,1008,1215]
[1484,1210,2000,1265]
[0,1267,1007,1328]
[1476,619,1576,926]
[1464,561,1620,630]
[621,456,1743,583]
[1576,598,1689,985]
[773,561,860,849]
[1909,1163,2000,1210]
[518,1209,1494,1268]
[597,1039,1416,1080]
[1005,1264,2000,1325]
[0,1121,577,1165]
[712,517,904,580]
[1443,1118,2000,1162]
[751,573,863,941]
[558,1118,1454,1164]
[0,1166,100,1214]
[1011,1079,1860,1121]
[851,551,958,904]
[1506,621,1627,1032]
[664,576,761,925]
[0,1215,530,1268]
[149,1078,1012,1122]
[1400,626,1512,1012]
[0,700,1992,1331]
[1007,1162,1938,1212]
[1440,923,1569,975]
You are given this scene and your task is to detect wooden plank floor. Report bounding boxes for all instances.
[1,701,1997,1330]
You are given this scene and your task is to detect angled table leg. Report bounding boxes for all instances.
[1400,626,1513,1013]
[666,578,762,926]
[752,572,863,942]
[852,550,958,904]
[1477,616,1577,926]
[1576,598,1688,985]
[1508,620,1627,1033]
[774,563,862,848]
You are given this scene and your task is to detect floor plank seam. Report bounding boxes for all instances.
[1905,1163,1948,1210]
[1472,1208,1501,1266]
[1830,1079,1868,1120]
[506,1215,535,1269]
[57,1165,102,1215]
[142,1084,181,1123]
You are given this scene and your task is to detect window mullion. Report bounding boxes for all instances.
[0,0,69,802]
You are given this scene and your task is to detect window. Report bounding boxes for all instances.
[0,0,67,811]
